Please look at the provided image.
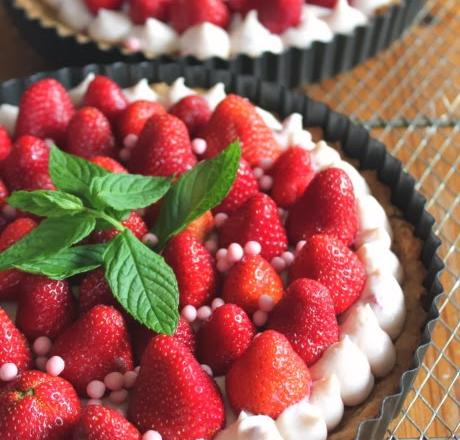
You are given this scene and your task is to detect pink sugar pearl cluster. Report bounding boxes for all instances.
[31,336,65,377]
[0,362,18,382]
[270,251,295,273]
[215,240,262,273]
[86,368,140,404]
[181,297,225,324]
[253,158,274,191]
[252,294,276,327]
[119,133,139,161]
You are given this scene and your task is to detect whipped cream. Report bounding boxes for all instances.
[355,227,392,250]
[88,9,132,43]
[310,141,342,172]
[165,78,196,108]
[130,18,179,56]
[357,195,392,236]
[203,83,227,111]
[123,79,159,103]
[58,0,93,32]
[356,242,403,283]
[180,23,231,60]
[274,114,315,151]
[256,107,283,131]
[353,0,393,16]
[324,0,368,34]
[0,104,19,135]
[68,73,95,105]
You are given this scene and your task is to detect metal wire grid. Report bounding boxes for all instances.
[306,1,459,437]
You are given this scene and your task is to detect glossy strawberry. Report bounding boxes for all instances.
[290,234,367,314]
[268,278,339,365]
[51,305,133,395]
[128,335,225,439]
[222,255,284,314]
[15,79,74,145]
[0,125,12,162]
[84,0,124,13]
[287,167,358,245]
[0,371,81,439]
[169,0,230,33]
[203,95,281,166]
[306,0,337,7]
[65,107,115,159]
[90,156,127,173]
[219,193,288,261]
[169,95,212,138]
[127,113,197,177]
[270,146,315,208]
[246,0,302,33]
[73,405,141,440]
[164,231,217,308]
[91,211,148,243]
[79,268,116,314]
[0,307,32,374]
[16,275,77,340]
[196,304,255,375]
[2,135,54,191]
[226,0,249,12]
[226,330,311,418]
[213,159,258,214]
[129,0,172,24]
[183,210,214,242]
[0,178,9,208]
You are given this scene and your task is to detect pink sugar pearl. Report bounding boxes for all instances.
[134,366,141,374]
[143,431,162,440]
[259,158,273,170]
[0,363,18,382]
[216,248,228,260]
[253,310,268,327]
[142,233,158,247]
[258,294,275,313]
[124,371,138,389]
[124,37,141,52]
[86,380,106,399]
[104,371,124,391]
[253,167,264,178]
[46,356,65,376]
[181,305,197,323]
[227,243,244,263]
[259,175,273,191]
[201,364,213,376]
[281,251,295,266]
[33,336,52,356]
[2,205,16,219]
[119,148,131,162]
[109,389,129,404]
[123,134,138,149]
[197,306,212,321]
[211,298,225,311]
[244,241,261,256]
[271,256,286,272]
[296,240,306,254]
[204,239,218,253]
[87,399,102,406]
[216,258,232,273]
[214,213,228,228]
[35,356,48,371]
[192,138,207,155]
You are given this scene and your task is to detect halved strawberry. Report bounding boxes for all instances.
[129,0,172,24]
[169,95,212,138]
[246,0,303,34]
[0,125,12,162]
[90,156,127,173]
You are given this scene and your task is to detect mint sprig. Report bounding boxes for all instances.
[0,144,240,334]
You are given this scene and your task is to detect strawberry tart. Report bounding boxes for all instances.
[0,74,428,439]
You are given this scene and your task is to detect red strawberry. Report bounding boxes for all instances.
[117,100,165,143]
[290,234,367,314]
[128,113,197,177]
[129,0,172,24]
[270,146,315,208]
[246,0,302,34]
[0,125,12,162]
[222,255,284,314]
[84,0,124,14]
[0,307,32,374]
[73,405,140,440]
[306,0,337,7]
[83,76,128,124]
[268,278,339,365]
[169,0,230,33]
[79,268,116,314]
[90,156,127,173]
[183,210,214,242]
[15,79,74,145]
[0,178,9,208]
[65,107,115,159]
[91,211,148,243]
[51,305,133,395]
[169,95,212,138]
[2,136,54,191]
[213,159,258,214]
[226,0,249,12]
[164,231,217,308]
[16,275,77,340]
[202,95,281,166]
[0,371,81,439]
[226,330,311,418]
[287,167,358,246]
[128,335,225,439]
[219,193,288,261]
[0,218,37,301]
[196,304,255,375]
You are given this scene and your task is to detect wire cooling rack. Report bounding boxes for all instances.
[306,1,459,438]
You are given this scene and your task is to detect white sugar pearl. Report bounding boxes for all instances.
[253,310,268,327]
[211,298,225,310]
[46,356,65,376]
[119,148,131,162]
[123,134,138,149]
[259,175,274,191]
[204,240,218,253]
[216,248,228,260]
[227,243,244,263]
[123,371,138,389]
[197,306,212,321]
[244,241,262,256]
[281,251,295,266]
[192,138,207,155]
[201,364,213,376]
[33,336,52,356]
[181,305,197,323]
[259,158,273,170]
[143,431,162,440]
[214,213,228,228]
[86,380,106,399]
[109,389,129,404]
[0,363,18,382]
[253,167,264,178]
[258,295,275,313]
[142,233,158,247]
[271,256,286,272]
[35,356,48,371]
[296,240,306,254]
[2,205,16,219]
[104,372,124,391]
[87,399,102,406]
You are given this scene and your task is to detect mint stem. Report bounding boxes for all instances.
[86,209,125,232]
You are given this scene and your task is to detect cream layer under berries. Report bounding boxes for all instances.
[0,75,404,440]
[37,0,395,59]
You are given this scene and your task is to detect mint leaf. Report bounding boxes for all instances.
[90,174,170,211]
[16,244,106,280]
[104,230,179,335]
[154,142,241,248]
[8,190,84,218]
[0,214,96,271]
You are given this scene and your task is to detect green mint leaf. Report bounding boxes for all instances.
[0,214,96,271]
[16,244,106,280]
[103,230,179,335]
[154,142,241,249]
[90,174,171,211]
[8,190,84,218]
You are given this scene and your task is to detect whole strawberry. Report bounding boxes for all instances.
[268,278,339,365]
[0,125,12,162]
[0,371,81,439]
[0,178,9,208]
[15,78,74,145]
[91,211,148,243]
[219,193,288,261]
[196,304,255,375]
[129,0,172,24]
[65,107,115,159]
[169,95,212,138]
[73,404,141,440]
[183,210,214,242]
[290,234,367,314]
[213,159,259,214]
[90,156,127,173]
[203,95,281,166]
[246,0,302,33]
[2,136,54,191]
[222,255,284,314]
[226,330,311,418]
[79,268,116,314]
[226,0,249,12]
[127,113,197,177]
[164,231,217,308]
[128,335,225,439]
[287,167,358,246]
[84,0,124,13]
[306,0,337,7]
[16,274,77,340]
[169,0,230,33]
[270,146,315,208]
[0,307,32,374]
[51,305,133,395]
